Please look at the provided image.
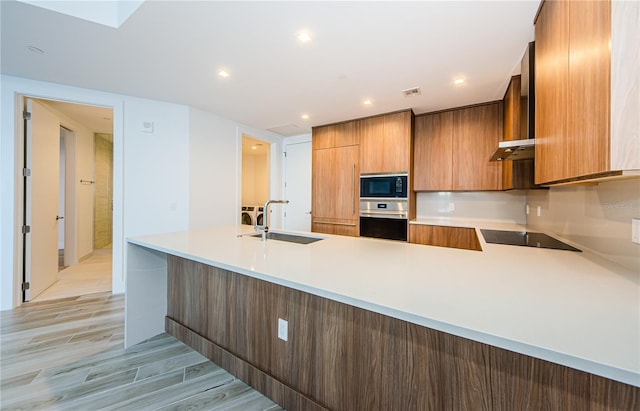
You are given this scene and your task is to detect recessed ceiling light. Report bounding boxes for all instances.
[454,77,465,86]
[301,114,310,120]
[297,31,312,43]
[251,146,257,150]
[363,99,373,106]
[218,70,230,78]
[27,46,44,54]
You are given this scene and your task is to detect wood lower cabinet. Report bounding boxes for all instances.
[408,224,482,251]
[414,102,502,191]
[166,256,639,411]
[311,145,359,236]
[359,111,412,174]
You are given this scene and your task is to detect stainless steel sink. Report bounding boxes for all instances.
[247,232,323,244]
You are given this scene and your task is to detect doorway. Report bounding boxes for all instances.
[22,97,114,302]
[241,135,270,226]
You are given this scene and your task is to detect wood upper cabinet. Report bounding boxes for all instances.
[535,0,571,184]
[360,111,412,174]
[413,111,454,191]
[312,121,359,150]
[535,0,639,184]
[452,104,502,191]
[414,102,502,191]
[311,145,359,236]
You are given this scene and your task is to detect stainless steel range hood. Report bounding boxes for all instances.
[491,42,535,162]
[490,138,535,161]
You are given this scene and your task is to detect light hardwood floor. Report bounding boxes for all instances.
[0,292,284,410]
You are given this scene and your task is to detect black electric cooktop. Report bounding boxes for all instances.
[480,229,581,252]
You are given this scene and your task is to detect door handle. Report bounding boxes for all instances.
[305,211,312,215]
[56,216,64,221]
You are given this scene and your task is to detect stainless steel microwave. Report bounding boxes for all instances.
[360,174,407,199]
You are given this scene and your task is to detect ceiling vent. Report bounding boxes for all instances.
[402,87,422,97]
[267,124,310,137]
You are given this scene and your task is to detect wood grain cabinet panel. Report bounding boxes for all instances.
[167,256,640,411]
[414,102,502,191]
[534,0,636,185]
[535,0,570,184]
[409,224,482,251]
[312,121,358,150]
[452,103,502,191]
[413,111,454,191]
[311,145,358,226]
[359,111,412,174]
[567,0,611,177]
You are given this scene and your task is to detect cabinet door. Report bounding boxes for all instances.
[413,111,454,191]
[360,112,411,174]
[535,0,570,184]
[312,121,358,150]
[567,0,610,177]
[452,104,502,191]
[312,145,359,222]
[408,225,481,251]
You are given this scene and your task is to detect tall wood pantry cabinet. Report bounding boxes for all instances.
[534,0,640,184]
[311,122,359,236]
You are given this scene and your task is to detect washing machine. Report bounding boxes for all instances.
[241,206,256,225]
[255,206,264,227]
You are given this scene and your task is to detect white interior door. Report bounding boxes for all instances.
[24,98,61,301]
[283,141,312,231]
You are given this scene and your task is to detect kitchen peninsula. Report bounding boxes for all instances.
[126,225,639,410]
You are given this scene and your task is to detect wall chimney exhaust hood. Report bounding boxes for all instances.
[491,42,535,162]
[490,139,535,161]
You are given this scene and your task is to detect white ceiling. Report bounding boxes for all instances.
[42,99,114,134]
[1,1,540,136]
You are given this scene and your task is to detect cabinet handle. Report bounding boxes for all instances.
[352,164,356,215]
[313,221,356,227]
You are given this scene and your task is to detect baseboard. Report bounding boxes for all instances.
[165,317,327,411]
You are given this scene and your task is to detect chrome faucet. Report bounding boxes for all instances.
[254,200,289,241]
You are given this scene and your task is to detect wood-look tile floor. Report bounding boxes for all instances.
[33,250,113,303]
[0,292,284,411]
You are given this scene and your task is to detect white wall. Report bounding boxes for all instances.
[415,191,527,224]
[188,107,283,229]
[242,154,269,206]
[122,97,190,238]
[527,179,640,273]
[0,75,192,309]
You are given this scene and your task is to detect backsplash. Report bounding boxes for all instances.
[415,191,527,224]
[527,179,640,273]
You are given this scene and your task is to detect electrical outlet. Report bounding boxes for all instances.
[632,218,640,245]
[537,206,541,217]
[278,318,288,341]
[448,202,455,212]
[526,204,530,215]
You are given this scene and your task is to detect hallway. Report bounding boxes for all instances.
[32,249,112,302]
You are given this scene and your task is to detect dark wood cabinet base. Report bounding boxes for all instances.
[166,255,639,410]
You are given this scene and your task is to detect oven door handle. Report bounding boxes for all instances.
[360,211,407,219]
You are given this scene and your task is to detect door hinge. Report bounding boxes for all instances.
[22,225,30,234]
[22,282,30,291]
[284,151,287,157]
[23,111,31,120]
[23,168,31,177]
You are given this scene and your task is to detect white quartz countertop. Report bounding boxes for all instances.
[128,225,640,387]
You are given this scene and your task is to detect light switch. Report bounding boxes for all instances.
[278,318,288,341]
[141,121,154,133]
